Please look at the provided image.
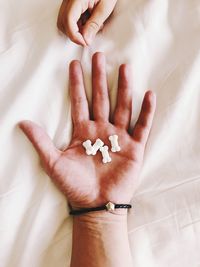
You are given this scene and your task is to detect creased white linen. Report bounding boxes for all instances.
[0,0,200,266]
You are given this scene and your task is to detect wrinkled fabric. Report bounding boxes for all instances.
[0,0,200,266]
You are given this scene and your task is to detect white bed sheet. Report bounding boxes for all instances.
[0,0,200,266]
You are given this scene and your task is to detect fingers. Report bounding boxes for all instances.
[57,0,116,46]
[82,0,117,45]
[57,0,87,46]
[69,60,90,124]
[19,120,60,168]
[92,52,110,122]
[113,64,132,130]
[66,1,87,46]
[132,91,156,145]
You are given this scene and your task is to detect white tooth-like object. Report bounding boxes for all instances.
[99,146,112,164]
[109,135,121,152]
[82,140,93,155]
[92,138,104,155]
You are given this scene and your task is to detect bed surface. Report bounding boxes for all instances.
[0,0,200,266]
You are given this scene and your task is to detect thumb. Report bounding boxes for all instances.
[82,0,117,45]
[19,120,60,171]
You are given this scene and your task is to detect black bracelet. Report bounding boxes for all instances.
[69,201,132,216]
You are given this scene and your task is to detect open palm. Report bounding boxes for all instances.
[19,53,156,209]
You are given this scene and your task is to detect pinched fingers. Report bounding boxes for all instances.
[82,0,117,45]
[57,0,86,46]
[57,0,117,46]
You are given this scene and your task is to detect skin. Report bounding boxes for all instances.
[57,0,117,46]
[19,52,156,267]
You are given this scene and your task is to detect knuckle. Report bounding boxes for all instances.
[74,96,84,105]
[88,21,100,31]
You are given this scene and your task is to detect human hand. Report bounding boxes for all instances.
[57,0,117,46]
[19,53,156,210]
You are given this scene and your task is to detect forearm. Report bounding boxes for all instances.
[70,210,133,267]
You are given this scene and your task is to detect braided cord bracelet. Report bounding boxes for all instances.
[69,202,132,216]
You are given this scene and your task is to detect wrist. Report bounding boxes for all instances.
[71,205,133,267]
[73,209,128,227]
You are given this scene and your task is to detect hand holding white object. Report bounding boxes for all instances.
[19,52,156,210]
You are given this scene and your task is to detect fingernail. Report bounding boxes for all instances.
[148,91,156,102]
[18,122,23,129]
